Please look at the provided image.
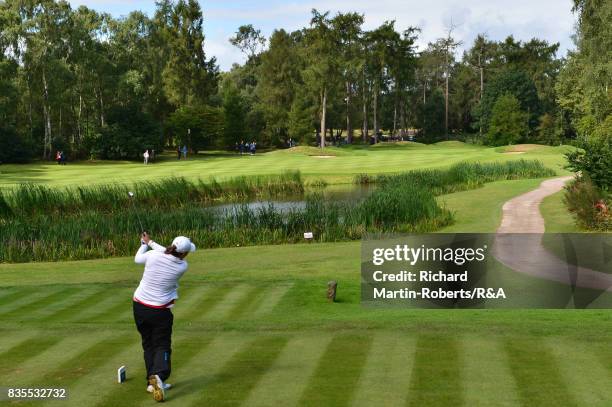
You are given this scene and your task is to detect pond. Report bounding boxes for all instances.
[208,184,375,214]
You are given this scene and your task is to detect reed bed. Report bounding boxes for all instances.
[0,194,450,263]
[0,171,303,218]
[355,160,555,194]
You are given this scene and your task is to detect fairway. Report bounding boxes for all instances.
[1,243,611,407]
[0,143,573,187]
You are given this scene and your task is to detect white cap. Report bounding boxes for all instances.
[172,236,196,253]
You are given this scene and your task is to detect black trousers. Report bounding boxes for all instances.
[133,301,173,383]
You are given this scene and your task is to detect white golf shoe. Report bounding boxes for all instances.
[147,375,168,402]
[147,383,172,393]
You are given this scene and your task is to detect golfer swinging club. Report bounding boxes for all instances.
[133,232,196,402]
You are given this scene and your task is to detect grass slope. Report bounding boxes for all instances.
[0,143,573,188]
[437,178,545,232]
[541,190,582,232]
[1,242,610,407]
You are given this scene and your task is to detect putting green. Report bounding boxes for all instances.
[0,142,573,188]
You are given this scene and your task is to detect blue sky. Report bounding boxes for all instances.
[70,0,578,71]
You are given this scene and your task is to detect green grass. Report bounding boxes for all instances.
[0,142,574,188]
[1,242,611,407]
[437,178,545,232]
[541,190,582,233]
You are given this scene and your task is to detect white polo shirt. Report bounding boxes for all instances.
[133,241,188,308]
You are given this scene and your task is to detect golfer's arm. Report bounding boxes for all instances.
[148,241,166,252]
[134,244,149,264]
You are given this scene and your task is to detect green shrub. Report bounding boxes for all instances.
[566,137,612,190]
[564,176,611,231]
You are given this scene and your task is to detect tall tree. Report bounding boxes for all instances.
[557,0,611,139]
[230,24,267,60]
[256,29,303,145]
[463,34,498,136]
[161,0,218,107]
[365,21,397,142]
[303,9,337,148]
[331,12,363,144]
[437,24,462,139]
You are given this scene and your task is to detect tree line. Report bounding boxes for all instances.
[0,0,609,163]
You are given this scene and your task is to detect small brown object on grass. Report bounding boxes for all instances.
[327,281,337,302]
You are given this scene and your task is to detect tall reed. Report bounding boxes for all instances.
[0,171,303,218]
[355,159,555,195]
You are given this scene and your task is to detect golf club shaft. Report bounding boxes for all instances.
[129,197,146,233]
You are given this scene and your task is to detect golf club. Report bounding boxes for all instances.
[128,191,146,234]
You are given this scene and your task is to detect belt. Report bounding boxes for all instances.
[133,297,175,309]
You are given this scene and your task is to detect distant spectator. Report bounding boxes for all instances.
[55,151,61,165]
[250,141,256,155]
[59,151,67,165]
[176,146,181,160]
[239,140,245,155]
[144,150,150,165]
[181,145,188,160]
[151,149,155,162]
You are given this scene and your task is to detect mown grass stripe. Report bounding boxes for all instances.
[226,285,269,320]
[0,286,25,302]
[179,285,234,322]
[86,294,134,323]
[172,285,213,320]
[460,336,520,407]
[65,293,123,322]
[190,335,289,407]
[298,333,373,407]
[27,288,103,321]
[0,330,40,354]
[594,341,612,377]
[407,336,463,407]
[163,333,250,406]
[39,335,132,385]
[97,334,214,407]
[0,336,62,383]
[0,287,66,317]
[198,284,254,321]
[546,338,612,406]
[504,338,578,407]
[244,333,332,407]
[251,284,293,317]
[43,288,111,323]
[352,333,416,407]
[55,340,142,407]
[0,287,77,319]
[0,332,115,386]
